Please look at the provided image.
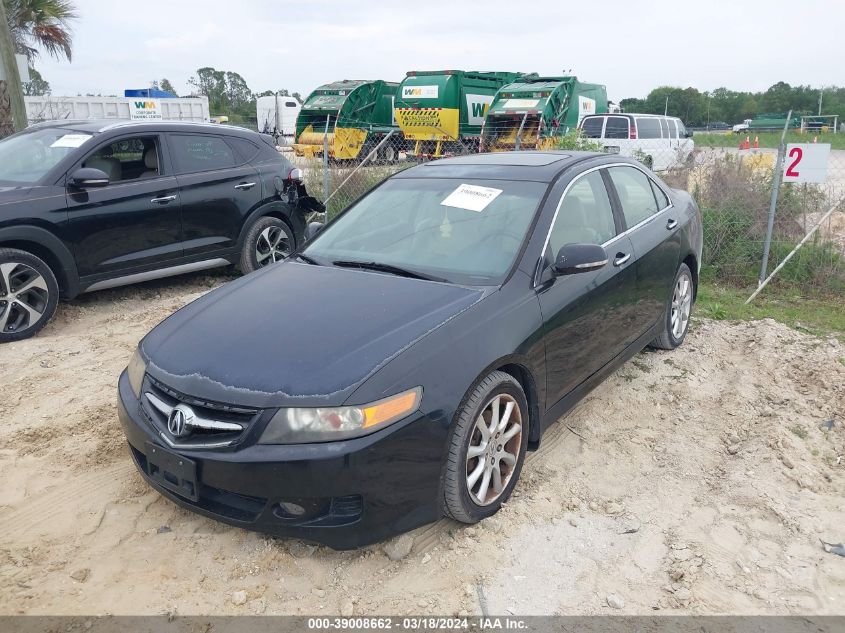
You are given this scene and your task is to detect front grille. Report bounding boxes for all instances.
[140,374,261,448]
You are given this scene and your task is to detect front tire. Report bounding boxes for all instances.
[651,263,694,350]
[443,371,529,523]
[0,248,59,343]
[239,216,295,274]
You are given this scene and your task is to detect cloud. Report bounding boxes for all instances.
[32,0,842,104]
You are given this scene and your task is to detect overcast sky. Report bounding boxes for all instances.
[33,0,841,102]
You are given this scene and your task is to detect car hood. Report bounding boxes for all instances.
[142,261,486,408]
[0,184,34,207]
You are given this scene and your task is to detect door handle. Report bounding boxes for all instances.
[150,195,177,204]
[234,182,256,190]
[666,218,678,230]
[613,253,631,267]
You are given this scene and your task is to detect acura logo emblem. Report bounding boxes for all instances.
[167,404,194,438]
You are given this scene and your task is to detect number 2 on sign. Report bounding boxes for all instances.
[786,147,803,177]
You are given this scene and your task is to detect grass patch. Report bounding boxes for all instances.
[696,280,845,340]
[631,359,652,373]
[790,424,809,440]
[695,131,845,150]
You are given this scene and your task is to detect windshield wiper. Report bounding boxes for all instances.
[332,260,447,283]
[294,253,322,266]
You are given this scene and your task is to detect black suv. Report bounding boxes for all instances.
[0,120,320,342]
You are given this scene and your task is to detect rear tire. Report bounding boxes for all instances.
[443,371,529,524]
[0,248,59,343]
[239,216,295,274]
[650,263,694,350]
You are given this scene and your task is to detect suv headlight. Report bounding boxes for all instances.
[259,387,422,444]
[126,348,147,398]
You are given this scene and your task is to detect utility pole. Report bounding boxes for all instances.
[664,96,668,116]
[0,0,27,137]
[818,89,823,116]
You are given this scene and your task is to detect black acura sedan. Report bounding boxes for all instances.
[118,151,702,549]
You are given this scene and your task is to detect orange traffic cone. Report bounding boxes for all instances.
[753,136,759,149]
[738,137,744,150]
[744,135,750,150]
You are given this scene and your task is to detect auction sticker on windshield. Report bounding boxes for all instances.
[50,134,92,148]
[440,183,503,212]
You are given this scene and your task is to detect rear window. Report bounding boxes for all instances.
[636,118,662,139]
[580,117,603,138]
[604,117,629,139]
[170,134,236,173]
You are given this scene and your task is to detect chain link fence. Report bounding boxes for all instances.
[282,116,845,298]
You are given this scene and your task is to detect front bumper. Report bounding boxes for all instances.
[117,371,446,549]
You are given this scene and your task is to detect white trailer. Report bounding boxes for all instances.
[256,95,301,138]
[24,96,210,124]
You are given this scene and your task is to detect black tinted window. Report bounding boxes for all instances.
[83,136,160,182]
[604,117,629,139]
[226,137,259,162]
[580,117,603,138]
[636,118,661,139]
[650,179,670,209]
[548,171,617,255]
[170,135,235,173]
[608,166,659,227]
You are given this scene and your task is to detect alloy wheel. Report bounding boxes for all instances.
[255,226,290,267]
[671,271,693,339]
[0,262,49,334]
[466,394,523,506]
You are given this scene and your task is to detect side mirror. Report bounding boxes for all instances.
[684,130,694,139]
[68,167,109,189]
[305,221,325,242]
[552,243,608,276]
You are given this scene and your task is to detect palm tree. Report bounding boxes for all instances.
[5,0,77,61]
[0,0,75,136]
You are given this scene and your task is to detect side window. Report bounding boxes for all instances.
[226,137,259,162]
[604,117,629,139]
[548,171,617,258]
[580,116,603,138]
[650,179,670,209]
[659,118,670,138]
[607,166,659,228]
[169,134,236,174]
[636,118,661,139]
[676,120,688,138]
[82,136,161,183]
[285,101,298,108]
[666,119,678,139]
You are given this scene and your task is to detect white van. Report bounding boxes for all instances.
[256,95,301,139]
[578,113,694,171]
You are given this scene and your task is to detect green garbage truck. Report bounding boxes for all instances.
[292,79,399,160]
[481,76,608,151]
[394,70,524,157]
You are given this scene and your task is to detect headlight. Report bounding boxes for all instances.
[126,348,147,399]
[259,387,422,444]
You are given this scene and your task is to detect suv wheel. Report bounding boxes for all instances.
[0,248,59,343]
[443,371,529,523]
[651,263,694,350]
[240,216,295,274]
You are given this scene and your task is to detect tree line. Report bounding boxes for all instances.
[186,66,302,120]
[620,82,845,128]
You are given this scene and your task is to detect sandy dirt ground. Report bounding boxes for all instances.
[1,273,844,616]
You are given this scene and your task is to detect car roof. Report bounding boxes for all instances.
[395,151,612,183]
[582,113,681,120]
[25,119,260,137]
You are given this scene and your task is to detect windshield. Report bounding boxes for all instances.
[0,128,93,184]
[305,177,546,285]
